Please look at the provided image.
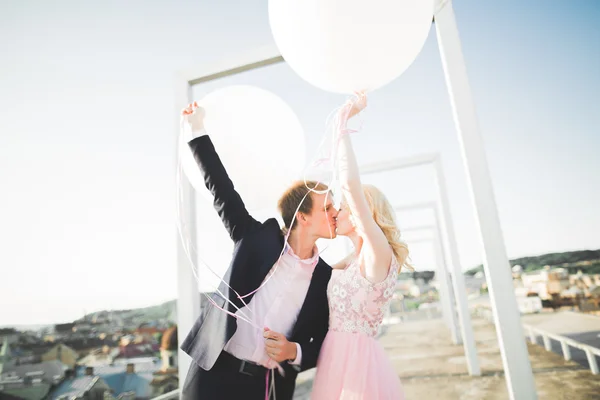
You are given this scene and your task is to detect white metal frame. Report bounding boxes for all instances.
[397,202,461,345]
[174,0,535,396]
[361,154,480,376]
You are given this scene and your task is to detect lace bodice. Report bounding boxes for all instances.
[327,256,398,337]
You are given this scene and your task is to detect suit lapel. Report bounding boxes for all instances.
[256,228,286,292]
[291,262,326,337]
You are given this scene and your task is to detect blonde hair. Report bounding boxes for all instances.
[362,184,412,272]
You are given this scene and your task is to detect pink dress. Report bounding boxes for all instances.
[310,256,403,400]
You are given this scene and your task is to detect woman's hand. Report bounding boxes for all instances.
[347,91,367,119]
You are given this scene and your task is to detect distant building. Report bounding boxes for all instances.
[1,360,66,386]
[159,326,178,372]
[0,345,66,400]
[78,347,120,367]
[41,343,78,368]
[59,337,117,358]
[50,368,111,400]
[150,374,179,397]
[80,357,162,399]
[136,323,162,336]
[520,267,570,300]
[0,380,52,400]
[119,342,158,359]
[102,363,153,399]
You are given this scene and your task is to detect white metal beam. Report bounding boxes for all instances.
[402,224,437,232]
[435,0,534,394]
[179,44,283,85]
[174,77,201,390]
[364,152,479,372]
[396,201,437,212]
[431,206,462,345]
[433,157,480,372]
[360,153,438,175]
[396,204,461,345]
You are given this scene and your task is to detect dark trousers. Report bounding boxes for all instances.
[182,352,296,400]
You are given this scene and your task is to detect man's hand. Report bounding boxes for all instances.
[181,101,205,133]
[263,328,297,363]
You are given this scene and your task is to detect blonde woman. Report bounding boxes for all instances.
[311,93,408,399]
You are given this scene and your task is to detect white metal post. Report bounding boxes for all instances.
[403,227,453,329]
[432,208,462,344]
[528,327,537,345]
[433,157,480,375]
[432,230,461,343]
[175,77,201,391]
[399,209,459,343]
[560,341,571,361]
[435,0,535,396]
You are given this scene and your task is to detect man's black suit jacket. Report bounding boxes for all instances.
[180,135,331,389]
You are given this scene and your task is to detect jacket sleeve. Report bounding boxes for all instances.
[188,135,259,242]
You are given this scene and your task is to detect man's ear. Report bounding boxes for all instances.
[297,212,308,225]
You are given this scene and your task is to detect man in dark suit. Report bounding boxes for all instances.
[180,102,338,399]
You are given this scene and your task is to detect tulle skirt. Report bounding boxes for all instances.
[310,330,404,400]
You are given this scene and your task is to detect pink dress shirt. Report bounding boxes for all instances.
[223,243,319,367]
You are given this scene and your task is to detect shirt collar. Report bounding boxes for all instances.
[284,242,320,268]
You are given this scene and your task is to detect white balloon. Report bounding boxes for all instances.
[269,0,434,94]
[179,85,306,212]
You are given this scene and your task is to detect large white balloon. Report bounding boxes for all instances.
[269,0,434,94]
[179,85,306,212]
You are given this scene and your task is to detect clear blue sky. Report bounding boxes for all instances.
[1,0,598,325]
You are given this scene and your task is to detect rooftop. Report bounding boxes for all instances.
[292,311,600,399]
